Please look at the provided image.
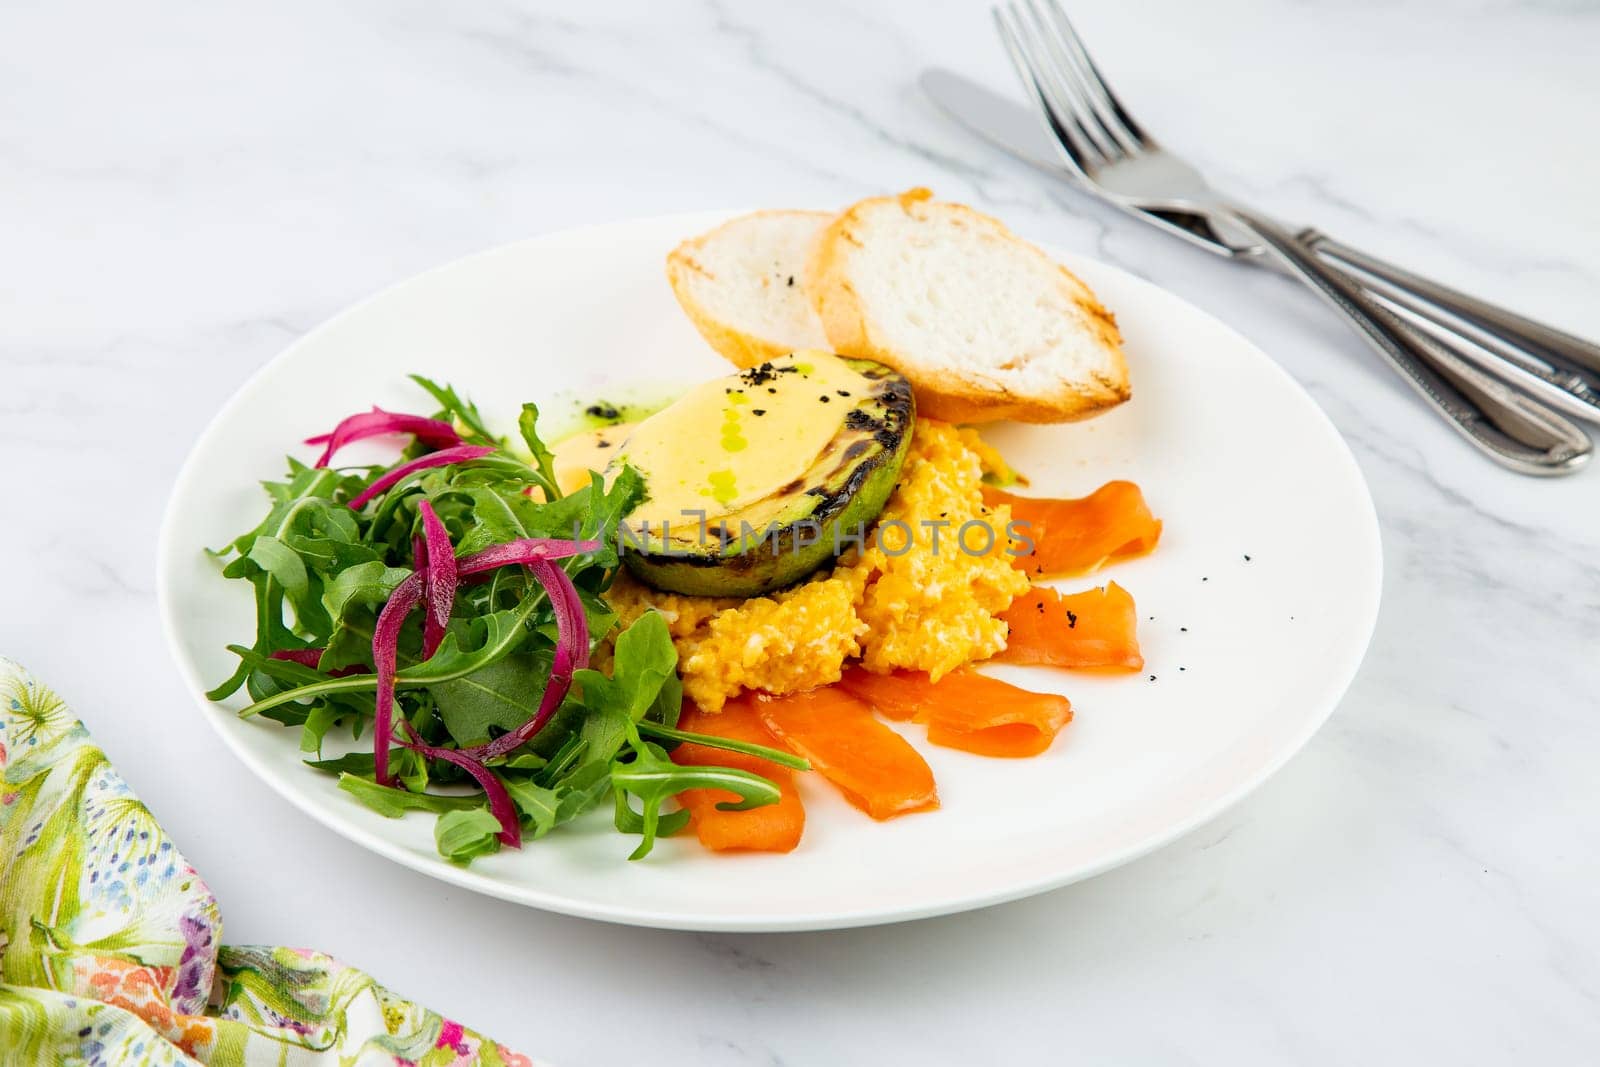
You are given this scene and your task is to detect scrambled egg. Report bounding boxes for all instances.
[606,419,1030,711]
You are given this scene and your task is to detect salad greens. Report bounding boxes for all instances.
[209,377,805,863]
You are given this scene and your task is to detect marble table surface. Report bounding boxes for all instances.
[3,1,1597,1063]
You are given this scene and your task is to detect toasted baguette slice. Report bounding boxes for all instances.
[666,209,832,367]
[806,188,1129,423]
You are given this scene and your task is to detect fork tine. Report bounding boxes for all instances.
[1008,0,1120,163]
[993,4,1107,174]
[1017,0,1127,161]
[1035,0,1151,151]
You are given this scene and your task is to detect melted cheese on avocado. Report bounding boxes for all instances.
[620,351,868,530]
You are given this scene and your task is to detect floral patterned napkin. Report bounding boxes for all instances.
[0,657,535,1066]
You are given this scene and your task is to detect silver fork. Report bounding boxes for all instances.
[995,0,1591,476]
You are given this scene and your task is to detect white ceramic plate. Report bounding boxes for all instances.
[158,211,1381,932]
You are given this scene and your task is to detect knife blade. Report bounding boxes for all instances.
[920,68,1066,174]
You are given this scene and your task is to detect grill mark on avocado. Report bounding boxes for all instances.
[803,450,879,521]
[844,409,879,433]
[844,378,913,451]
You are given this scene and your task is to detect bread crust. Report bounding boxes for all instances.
[665,209,832,369]
[806,188,1130,424]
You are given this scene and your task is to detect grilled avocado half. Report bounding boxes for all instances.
[618,351,914,597]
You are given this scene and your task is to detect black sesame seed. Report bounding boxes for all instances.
[1149,674,1157,682]
[837,389,851,397]
[1243,554,1252,562]
[1179,666,1186,672]
[1066,610,1078,629]
[751,409,766,416]
[740,362,781,386]
[819,395,831,403]
[1180,626,1188,632]
[787,275,795,287]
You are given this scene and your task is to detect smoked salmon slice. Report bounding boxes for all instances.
[985,481,1161,577]
[672,701,805,853]
[838,666,1074,759]
[748,688,938,820]
[997,582,1144,671]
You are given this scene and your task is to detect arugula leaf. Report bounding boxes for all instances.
[322,560,410,619]
[217,463,341,560]
[337,774,482,817]
[282,532,382,574]
[612,610,678,710]
[575,693,630,764]
[399,594,544,683]
[518,402,562,500]
[612,785,691,860]
[207,465,342,700]
[572,610,677,762]
[610,741,782,860]
[534,736,589,786]
[409,373,499,445]
[637,721,809,771]
[319,560,411,671]
[430,650,553,745]
[300,704,340,755]
[245,535,311,607]
[258,704,310,728]
[527,466,644,567]
[446,486,529,555]
[306,751,375,774]
[434,808,504,864]
[648,668,682,730]
[221,645,375,717]
[504,760,609,840]
[222,644,325,688]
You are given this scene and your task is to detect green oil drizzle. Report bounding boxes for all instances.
[702,469,738,507]
[720,403,748,454]
[561,385,682,436]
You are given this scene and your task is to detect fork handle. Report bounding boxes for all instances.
[1304,231,1600,380]
[1228,208,1591,476]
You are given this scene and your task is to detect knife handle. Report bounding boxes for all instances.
[1229,209,1590,476]
[1304,231,1600,380]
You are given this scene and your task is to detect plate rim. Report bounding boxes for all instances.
[156,209,1383,932]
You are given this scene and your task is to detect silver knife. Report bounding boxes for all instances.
[921,67,1600,423]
